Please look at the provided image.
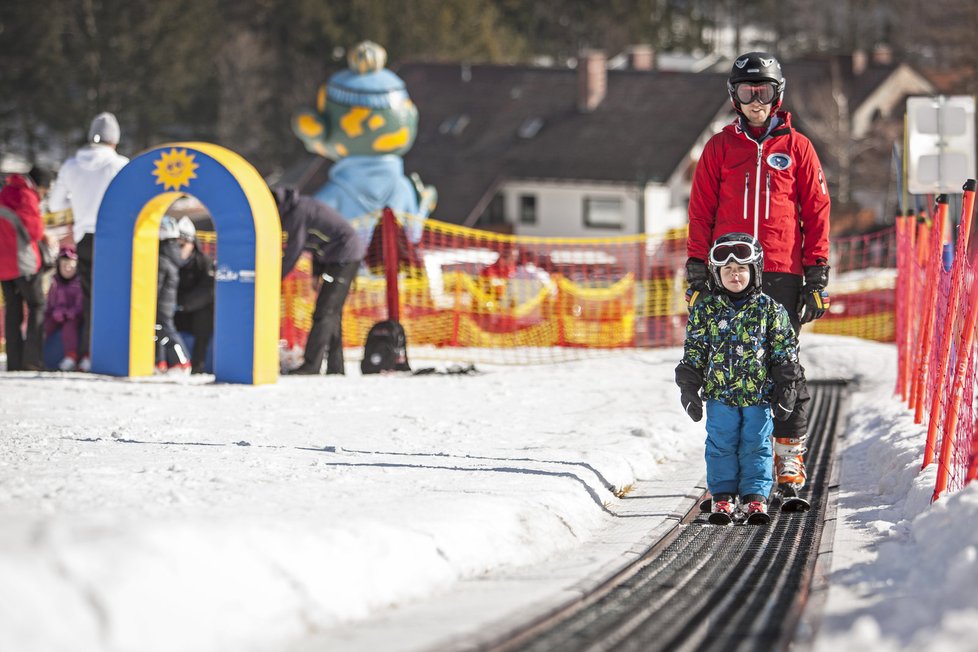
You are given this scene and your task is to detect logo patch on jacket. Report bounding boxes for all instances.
[766,153,792,170]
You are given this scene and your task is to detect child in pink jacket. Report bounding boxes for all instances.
[44,247,84,371]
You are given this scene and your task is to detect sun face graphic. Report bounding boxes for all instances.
[152,148,199,191]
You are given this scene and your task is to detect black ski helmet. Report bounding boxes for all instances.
[727,51,785,116]
[708,232,764,293]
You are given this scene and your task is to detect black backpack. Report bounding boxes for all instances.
[361,320,411,374]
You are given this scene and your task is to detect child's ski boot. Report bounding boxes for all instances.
[708,494,736,525]
[741,494,771,524]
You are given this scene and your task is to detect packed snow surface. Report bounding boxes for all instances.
[1,334,976,651]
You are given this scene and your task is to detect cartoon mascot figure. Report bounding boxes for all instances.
[293,40,435,241]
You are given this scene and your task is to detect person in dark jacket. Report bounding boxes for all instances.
[273,186,366,375]
[173,217,215,374]
[156,215,190,374]
[1,166,52,371]
[44,246,85,370]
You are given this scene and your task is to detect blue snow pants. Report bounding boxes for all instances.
[704,400,774,498]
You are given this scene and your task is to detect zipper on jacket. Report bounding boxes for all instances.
[743,172,750,222]
[753,144,763,236]
[765,172,771,221]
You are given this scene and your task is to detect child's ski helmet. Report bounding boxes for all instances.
[177,216,196,242]
[727,52,785,117]
[159,215,180,241]
[708,232,764,292]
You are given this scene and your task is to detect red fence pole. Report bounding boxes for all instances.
[382,207,400,323]
[907,213,929,409]
[912,195,948,424]
[895,213,911,400]
[924,181,977,467]
[934,290,978,500]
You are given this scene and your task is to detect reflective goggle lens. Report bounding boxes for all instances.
[710,242,755,266]
[734,82,776,105]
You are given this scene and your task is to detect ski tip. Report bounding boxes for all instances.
[779,498,812,513]
[707,512,733,526]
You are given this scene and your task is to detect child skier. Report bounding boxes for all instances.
[675,233,802,524]
[155,215,191,374]
[44,246,84,371]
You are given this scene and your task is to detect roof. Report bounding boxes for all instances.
[783,54,903,108]
[396,62,729,224]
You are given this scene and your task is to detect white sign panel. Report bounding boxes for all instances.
[906,95,976,194]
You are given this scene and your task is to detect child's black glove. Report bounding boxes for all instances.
[685,258,711,311]
[675,362,704,422]
[798,265,830,324]
[770,362,803,421]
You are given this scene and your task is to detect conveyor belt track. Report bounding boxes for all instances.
[486,380,848,652]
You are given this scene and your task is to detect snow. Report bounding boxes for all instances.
[1,334,977,651]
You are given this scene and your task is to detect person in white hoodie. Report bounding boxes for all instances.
[48,112,129,370]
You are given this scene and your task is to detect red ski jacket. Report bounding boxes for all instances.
[687,112,830,275]
[0,174,44,281]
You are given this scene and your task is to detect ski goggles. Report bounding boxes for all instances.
[709,241,756,266]
[733,82,777,105]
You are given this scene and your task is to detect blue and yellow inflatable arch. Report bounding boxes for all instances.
[90,143,281,385]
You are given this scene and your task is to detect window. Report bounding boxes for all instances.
[438,114,470,136]
[478,193,506,226]
[583,197,623,230]
[519,194,537,225]
[517,117,544,139]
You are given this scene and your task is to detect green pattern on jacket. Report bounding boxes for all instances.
[681,291,798,407]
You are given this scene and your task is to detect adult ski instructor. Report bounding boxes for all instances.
[685,52,831,501]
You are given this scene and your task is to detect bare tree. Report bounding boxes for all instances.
[791,58,856,203]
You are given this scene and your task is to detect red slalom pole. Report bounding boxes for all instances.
[934,284,978,500]
[912,195,948,423]
[382,207,401,322]
[895,212,912,400]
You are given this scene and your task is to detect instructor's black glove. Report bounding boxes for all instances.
[770,362,802,421]
[675,362,704,422]
[797,265,830,324]
[685,258,711,311]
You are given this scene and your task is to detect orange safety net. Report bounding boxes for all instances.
[811,227,897,342]
[895,186,978,501]
[280,213,689,365]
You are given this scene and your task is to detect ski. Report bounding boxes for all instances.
[707,511,733,526]
[701,496,739,525]
[744,510,771,525]
[700,497,775,524]
[774,483,811,513]
[780,497,811,512]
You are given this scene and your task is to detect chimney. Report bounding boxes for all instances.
[626,44,655,71]
[577,49,607,112]
[852,49,868,76]
[872,43,893,65]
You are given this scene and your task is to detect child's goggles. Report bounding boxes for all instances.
[733,82,777,105]
[710,242,756,266]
